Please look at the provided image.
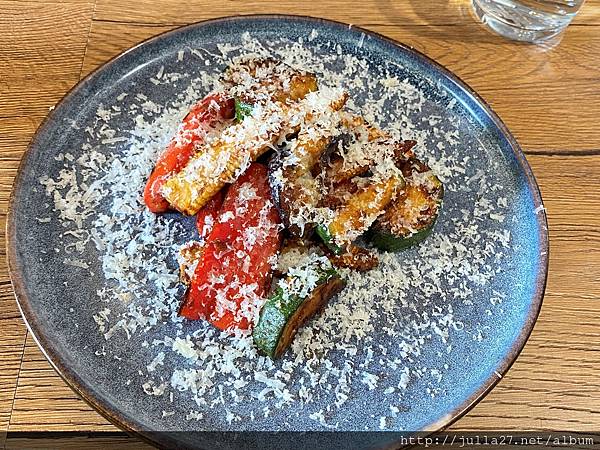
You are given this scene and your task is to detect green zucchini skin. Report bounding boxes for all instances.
[368,217,437,252]
[367,165,443,252]
[253,269,343,359]
[252,288,302,358]
[315,224,344,255]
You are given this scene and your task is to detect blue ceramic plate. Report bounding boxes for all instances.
[8,15,548,449]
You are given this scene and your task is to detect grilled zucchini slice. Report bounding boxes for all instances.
[253,259,345,359]
[368,158,443,252]
[317,175,404,252]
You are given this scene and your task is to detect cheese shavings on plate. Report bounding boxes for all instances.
[37,31,515,431]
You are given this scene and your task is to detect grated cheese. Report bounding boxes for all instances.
[38,32,515,431]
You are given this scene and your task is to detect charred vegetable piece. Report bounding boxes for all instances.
[253,261,345,359]
[143,93,235,213]
[319,177,360,210]
[267,151,286,220]
[162,77,328,216]
[195,188,225,240]
[318,175,404,249]
[222,58,318,103]
[179,163,282,331]
[283,74,319,103]
[275,135,332,236]
[369,158,443,252]
[269,94,347,237]
[326,243,378,272]
[323,153,372,185]
[315,114,388,185]
[392,140,417,166]
[339,112,389,142]
[177,241,204,285]
[319,137,415,187]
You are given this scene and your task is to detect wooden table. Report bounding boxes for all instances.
[1,0,599,447]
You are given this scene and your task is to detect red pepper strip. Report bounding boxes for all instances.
[179,163,282,331]
[195,188,225,240]
[143,93,235,213]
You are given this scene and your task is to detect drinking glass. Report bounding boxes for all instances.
[472,0,586,43]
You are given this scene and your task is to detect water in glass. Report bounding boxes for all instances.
[472,0,585,42]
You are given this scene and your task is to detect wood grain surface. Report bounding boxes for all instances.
[1,0,599,446]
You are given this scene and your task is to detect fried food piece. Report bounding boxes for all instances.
[327,175,404,244]
[163,73,320,215]
[327,244,378,272]
[269,91,348,236]
[177,241,204,285]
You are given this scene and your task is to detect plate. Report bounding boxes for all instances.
[7,15,548,449]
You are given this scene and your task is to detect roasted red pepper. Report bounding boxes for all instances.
[195,188,225,240]
[143,93,235,213]
[179,163,282,330]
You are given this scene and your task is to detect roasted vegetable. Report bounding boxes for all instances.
[162,81,338,216]
[318,175,404,249]
[392,139,418,168]
[323,153,372,184]
[179,163,282,331]
[253,259,345,358]
[268,94,347,236]
[339,112,389,142]
[315,114,388,185]
[143,93,235,213]
[319,177,361,209]
[222,58,318,103]
[195,188,225,240]
[368,156,443,252]
[326,243,378,272]
[177,241,204,285]
[274,134,332,236]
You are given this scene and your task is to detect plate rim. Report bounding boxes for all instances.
[6,13,549,447]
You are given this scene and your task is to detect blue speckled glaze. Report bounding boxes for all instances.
[8,15,547,450]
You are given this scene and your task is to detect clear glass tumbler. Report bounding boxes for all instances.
[472,0,586,43]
